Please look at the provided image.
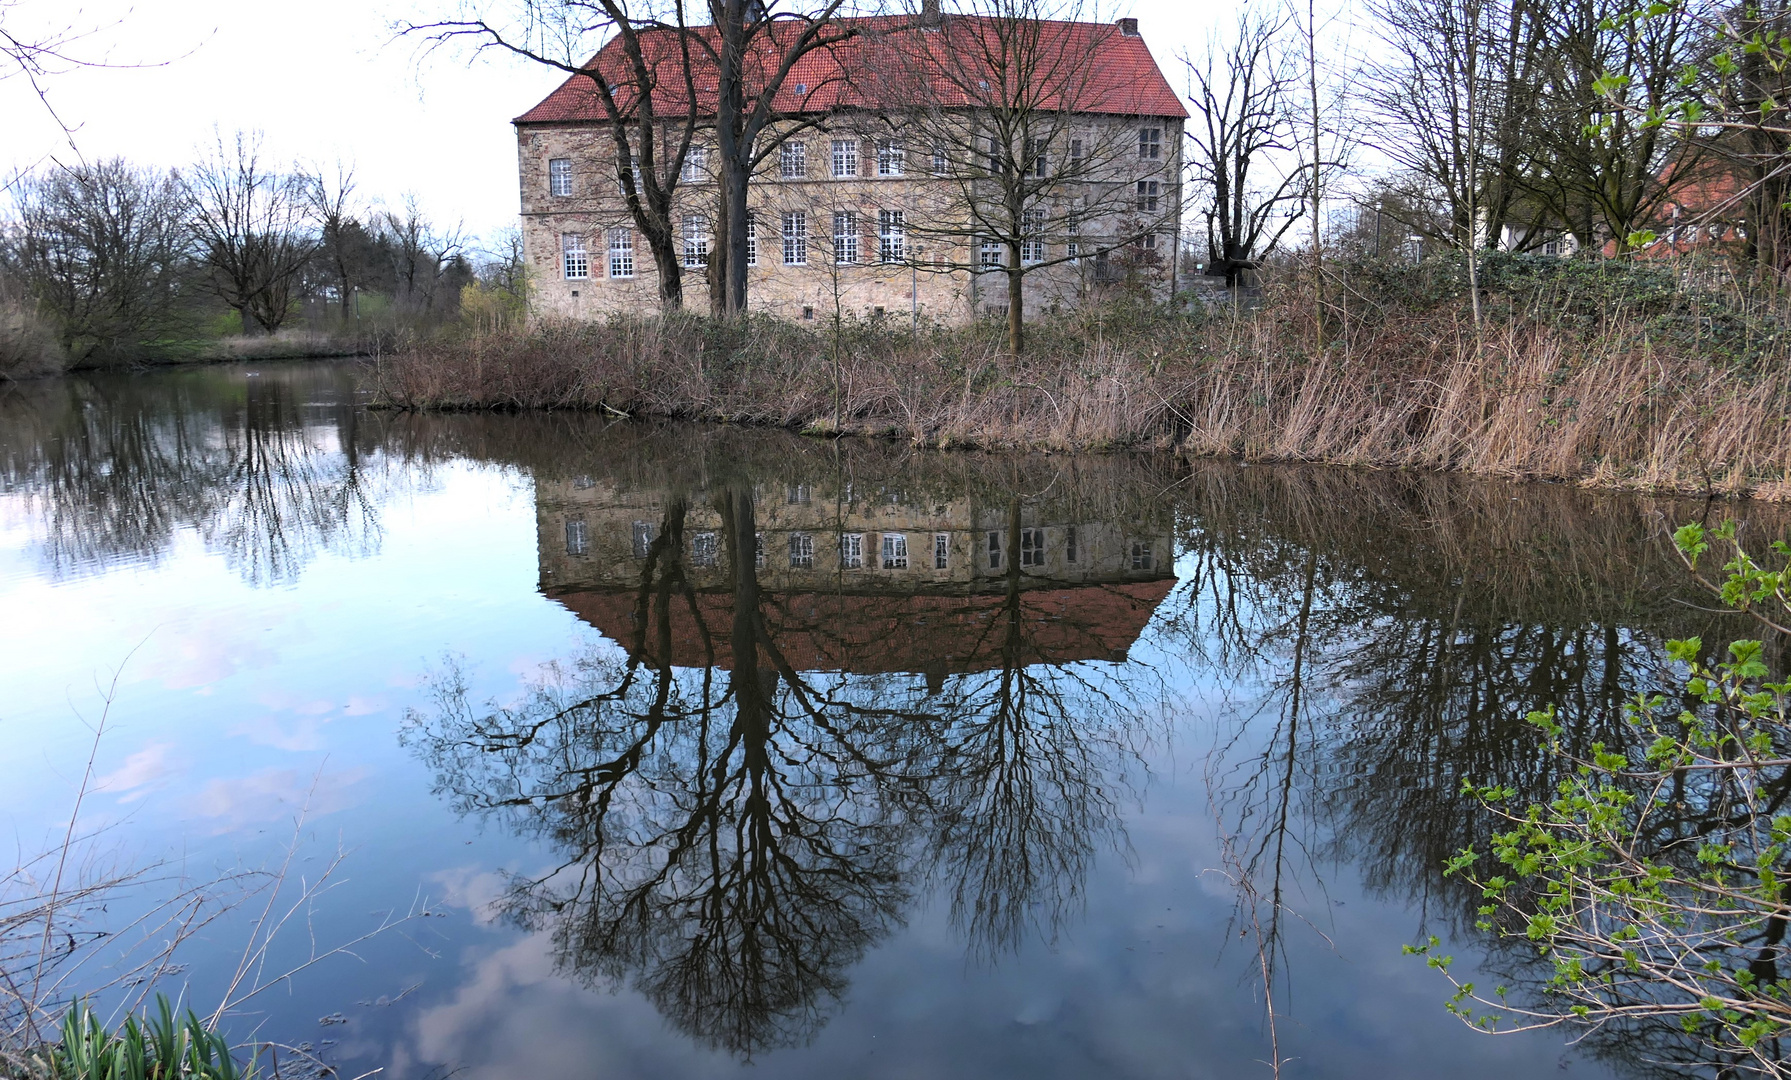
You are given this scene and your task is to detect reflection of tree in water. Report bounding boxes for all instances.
[0,366,388,585]
[406,479,1151,1055]
[1172,464,1787,1078]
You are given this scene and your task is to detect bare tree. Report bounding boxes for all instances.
[1183,10,1305,288]
[895,0,1178,357]
[187,132,317,336]
[378,194,468,314]
[4,159,190,363]
[304,162,361,325]
[405,0,707,310]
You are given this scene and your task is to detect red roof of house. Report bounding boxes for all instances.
[548,577,1176,674]
[515,15,1186,125]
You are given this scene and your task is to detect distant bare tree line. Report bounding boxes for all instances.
[0,133,528,367]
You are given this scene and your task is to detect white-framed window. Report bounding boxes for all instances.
[682,215,709,267]
[786,483,811,505]
[1065,524,1078,563]
[746,215,758,266]
[1020,527,1045,567]
[933,532,949,569]
[680,146,709,182]
[1130,540,1153,570]
[876,139,905,176]
[755,532,766,569]
[1021,208,1046,263]
[832,139,859,178]
[980,237,1003,267]
[881,533,908,569]
[691,531,718,567]
[1066,212,1081,259]
[781,141,808,179]
[833,210,859,264]
[782,211,808,265]
[1136,180,1160,213]
[878,210,905,263]
[931,145,949,175]
[565,518,589,555]
[789,532,814,568]
[1138,127,1162,160]
[549,158,573,196]
[987,530,1003,570]
[632,520,655,559]
[561,233,589,279]
[840,533,864,569]
[608,228,635,278]
[1026,137,1048,178]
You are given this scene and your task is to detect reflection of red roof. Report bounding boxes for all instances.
[547,578,1176,673]
[515,16,1186,124]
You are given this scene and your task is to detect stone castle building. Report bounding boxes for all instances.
[513,8,1186,325]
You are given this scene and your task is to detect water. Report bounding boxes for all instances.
[0,361,1768,1079]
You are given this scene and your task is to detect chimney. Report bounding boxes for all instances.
[921,0,942,26]
[1117,16,1139,36]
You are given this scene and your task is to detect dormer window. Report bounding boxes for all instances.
[794,82,808,96]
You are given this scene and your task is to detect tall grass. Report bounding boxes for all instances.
[367,253,1791,498]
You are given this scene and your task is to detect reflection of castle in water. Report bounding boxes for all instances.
[536,475,1177,674]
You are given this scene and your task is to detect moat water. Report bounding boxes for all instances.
[0,361,1769,1079]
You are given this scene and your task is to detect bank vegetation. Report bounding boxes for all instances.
[364,251,1791,499]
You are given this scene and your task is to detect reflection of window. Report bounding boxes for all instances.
[881,533,908,569]
[841,533,864,569]
[565,518,589,555]
[632,520,656,559]
[934,532,949,569]
[786,483,811,505]
[789,532,814,568]
[987,530,1003,570]
[1065,524,1078,563]
[1020,527,1045,567]
[755,532,766,568]
[549,158,573,196]
[691,532,718,566]
[573,474,595,489]
[1130,540,1153,570]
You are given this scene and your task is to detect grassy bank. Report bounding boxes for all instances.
[366,254,1791,498]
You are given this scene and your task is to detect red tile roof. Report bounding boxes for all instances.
[515,15,1186,125]
[549,577,1176,674]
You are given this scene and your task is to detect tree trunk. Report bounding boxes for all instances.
[1006,252,1024,359]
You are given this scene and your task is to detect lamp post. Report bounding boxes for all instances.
[911,244,924,332]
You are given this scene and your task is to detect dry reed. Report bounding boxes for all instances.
[365,258,1791,499]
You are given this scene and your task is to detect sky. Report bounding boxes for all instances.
[1,0,1254,248]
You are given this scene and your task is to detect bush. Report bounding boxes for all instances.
[1414,521,1791,1075]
